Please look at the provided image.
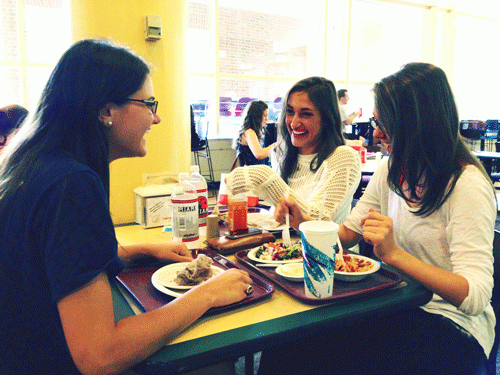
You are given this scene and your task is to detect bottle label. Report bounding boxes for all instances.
[171,197,199,243]
[196,188,208,227]
[228,199,248,235]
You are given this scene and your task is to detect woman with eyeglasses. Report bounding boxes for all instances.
[266,63,495,374]
[225,77,361,225]
[370,116,392,154]
[0,39,252,374]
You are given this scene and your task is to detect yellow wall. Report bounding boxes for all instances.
[71,0,191,224]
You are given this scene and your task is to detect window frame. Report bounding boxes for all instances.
[188,0,500,139]
[0,0,72,109]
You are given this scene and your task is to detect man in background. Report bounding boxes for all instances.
[337,89,363,142]
[338,89,362,126]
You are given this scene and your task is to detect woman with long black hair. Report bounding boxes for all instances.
[0,39,252,374]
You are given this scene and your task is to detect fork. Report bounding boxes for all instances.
[337,239,346,268]
[282,192,292,248]
[282,211,292,247]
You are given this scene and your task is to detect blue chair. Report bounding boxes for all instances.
[485,120,500,139]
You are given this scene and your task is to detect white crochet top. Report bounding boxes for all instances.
[225,145,362,224]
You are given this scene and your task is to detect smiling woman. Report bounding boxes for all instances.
[101,75,161,161]
[0,38,253,374]
[285,91,322,155]
[225,77,362,226]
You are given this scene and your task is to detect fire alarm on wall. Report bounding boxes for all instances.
[145,15,162,41]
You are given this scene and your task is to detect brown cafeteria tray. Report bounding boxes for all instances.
[234,249,403,304]
[116,249,275,314]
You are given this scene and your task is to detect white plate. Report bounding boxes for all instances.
[334,254,381,282]
[247,245,303,264]
[275,263,304,282]
[151,263,224,291]
[247,213,285,231]
[151,275,185,298]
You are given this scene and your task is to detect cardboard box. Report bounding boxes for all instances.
[134,184,176,228]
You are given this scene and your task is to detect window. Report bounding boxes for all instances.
[453,14,500,120]
[0,0,72,109]
[349,0,424,83]
[188,0,328,139]
[187,0,500,139]
[347,0,425,118]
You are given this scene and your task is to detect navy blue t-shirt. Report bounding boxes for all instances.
[0,154,125,374]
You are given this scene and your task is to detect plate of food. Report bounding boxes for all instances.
[151,255,224,297]
[247,241,303,264]
[334,253,380,282]
[275,263,304,282]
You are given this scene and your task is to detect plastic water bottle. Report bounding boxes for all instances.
[171,173,199,249]
[190,165,208,236]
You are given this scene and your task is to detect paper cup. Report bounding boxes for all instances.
[299,221,339,299]
[350,145,367,163]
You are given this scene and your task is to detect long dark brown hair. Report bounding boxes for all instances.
[233,100,268,149]
[0,39,150,206]
[374,62,492,216]
[276,77,345,183]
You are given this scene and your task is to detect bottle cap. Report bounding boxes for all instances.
[179,172,190,181]
[190,165,200,173]
[228,193,246,202]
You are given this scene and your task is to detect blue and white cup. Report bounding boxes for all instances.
[299,221,339,299]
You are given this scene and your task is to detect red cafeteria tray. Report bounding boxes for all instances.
[115,249,275,314]
[234,249,403,304]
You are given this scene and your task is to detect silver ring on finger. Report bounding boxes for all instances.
[245,284,253,295]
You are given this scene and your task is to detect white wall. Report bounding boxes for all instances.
[191,139,236,183]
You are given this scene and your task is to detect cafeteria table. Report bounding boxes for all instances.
[113,224,432,375]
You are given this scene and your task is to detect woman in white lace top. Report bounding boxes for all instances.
[225,77,361,224]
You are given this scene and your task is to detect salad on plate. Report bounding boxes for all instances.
[247,241,303,264]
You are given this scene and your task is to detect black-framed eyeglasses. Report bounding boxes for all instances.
[126,99,158,114]
[369,117,386,133]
